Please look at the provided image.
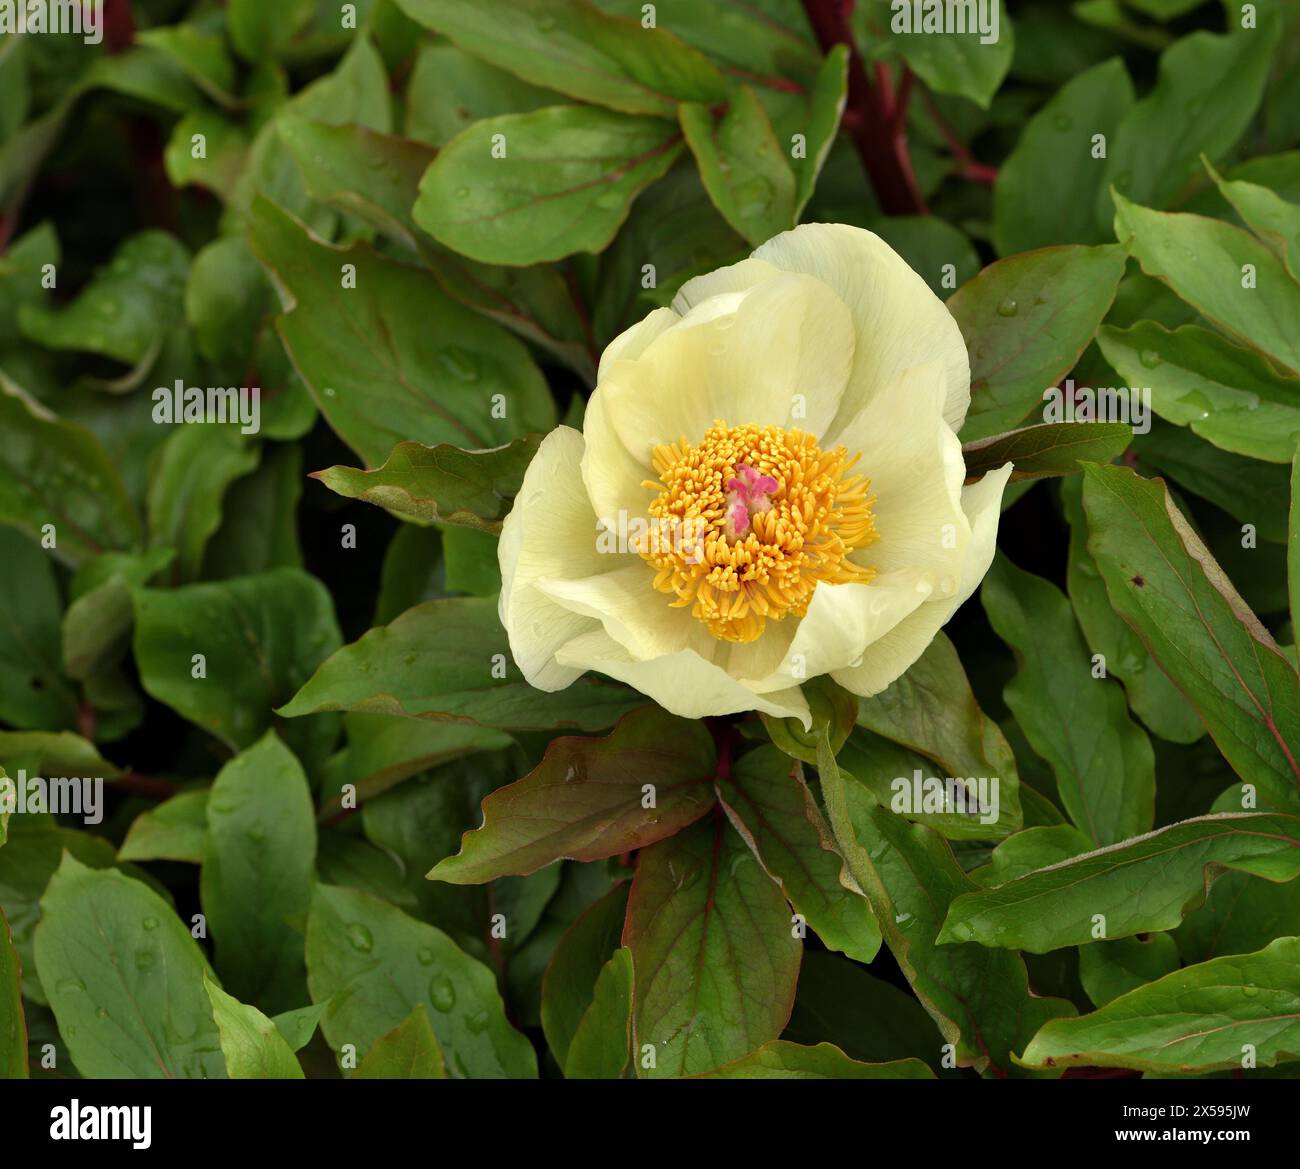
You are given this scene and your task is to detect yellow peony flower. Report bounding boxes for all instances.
[499,224,1012,727]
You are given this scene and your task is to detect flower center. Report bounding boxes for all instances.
[636,420,877,643]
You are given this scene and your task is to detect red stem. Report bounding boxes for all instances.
[103,0,135,53]
[920,88,999,187]
[799,0,927,215]
[891,68,915,135]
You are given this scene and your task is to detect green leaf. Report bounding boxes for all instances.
[271,1002,327,1053]
[279,118,435,256]
[1134,424,1292,542]
[34,855,224,1078]
[861,0,1014,109]
[18,230,189,366]
[1206,156,1300,278]
[227,0,313,60]
[783,951,953,1073]
[185,235,271,366]
[1019,936,1300,1074]
[541,883,629,1072]
[565,947,634,1079]
[0,817,123,1005]
[0,222,58,350]
[1097,16,1279,226]
[1112,192,1300,374]
[203,973,304,1079]
[62,548,175,681]
[404,41,561,147]
[967,824,1095,887]
[231,36,392,228]
[855,631,1027,836]
[146,428,259,583]
[314,436,541,533]
[433,706,715,883]
[1078,933,1180,1008]
[394,0,726,117]
[1174,868,1300,965]
[1080,462,1300,805]
[0,905,26,1078]
[163,110,249,201]
[443,527,501,596]
[248,197,555,468]
[962,421,1132,482]
[203,443,305,579]
[321,714,510,817]
[718,745,880,963]
[590,164,744,344]
[200,733,316,1015]
[593,0,822,85]
[306,883,536,1078]
[118,789,209,865]
[0,527,77,731]
[691,1040,934,1079]
[0,374,142,565]
[817,732,1075,1077]
[135,25,238,107]
[793,44,849,216]
[1291,445,1300,645]
[624,813,801,1077]
[414,106,684,265]
[133,568,343,753]
[680,85,795,246]
[1098,321,1300,464]
[982,554,1155,845]
[1061,475,1204,744]
[993,58,1134,255]
[949,244,1128,441]
[352,1005,448,1079]
[279,595,642,732]
[276,117,595,376]
[941,812,1300,953]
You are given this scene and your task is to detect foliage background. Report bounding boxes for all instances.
[0,0,1298,1080]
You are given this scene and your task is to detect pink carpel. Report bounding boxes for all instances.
[722,464,779,540]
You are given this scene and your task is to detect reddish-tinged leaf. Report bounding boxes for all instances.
[623,811,801,1078]
[430,707,716,883]
[718,745,880,963]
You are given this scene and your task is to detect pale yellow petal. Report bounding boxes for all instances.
[498,426,610,690]
[670,256,781,314]
[580,381,659,541]
[754,223,970,433]
[833,362,969,597]
[833,463,1012,697]
[597,306,680,381]
[554,629,812,725]
[595,270,855,471]
[536,563,707,661]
